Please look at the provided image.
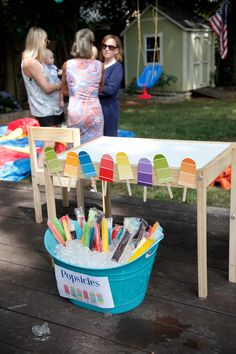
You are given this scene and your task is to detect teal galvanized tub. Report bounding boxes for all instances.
[44,227,160,314]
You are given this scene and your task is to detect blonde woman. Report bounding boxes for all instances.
[99,35,123,136]
[61,29,104,144]
[22,27,64,126]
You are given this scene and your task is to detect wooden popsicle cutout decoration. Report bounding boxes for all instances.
[178,157,196,202]
[64,151,79,191]
[78,150,97,192]
[153,153,173,199]
[137,157,152,202]
[44,146,63,187]
[116,152,133,196]
[99,154,114,212]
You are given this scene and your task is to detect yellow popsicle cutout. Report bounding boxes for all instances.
[116,152,133,196]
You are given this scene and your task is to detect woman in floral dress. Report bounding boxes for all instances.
[61,29,104,144]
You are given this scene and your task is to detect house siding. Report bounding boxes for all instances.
[122,5,214,93]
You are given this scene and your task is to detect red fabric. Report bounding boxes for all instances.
[0,146,29,167]
[7,118,40,135]
[55,142,66,153]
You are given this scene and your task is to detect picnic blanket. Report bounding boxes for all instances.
[0,118,42,181]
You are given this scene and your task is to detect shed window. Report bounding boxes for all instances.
[144,35,161,64]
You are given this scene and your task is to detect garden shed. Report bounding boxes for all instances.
[121,5,215,93]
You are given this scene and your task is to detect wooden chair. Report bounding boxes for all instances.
[28,126,83,223]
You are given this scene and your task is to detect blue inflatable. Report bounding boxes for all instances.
[137,64,162,89]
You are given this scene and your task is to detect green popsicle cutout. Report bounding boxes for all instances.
[44,146,63,187]
[44,146,63,174]
[153,154,173,199]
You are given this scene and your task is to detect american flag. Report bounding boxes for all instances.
[208,0,228,59]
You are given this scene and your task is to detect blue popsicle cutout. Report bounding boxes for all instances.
[78,151,97,178]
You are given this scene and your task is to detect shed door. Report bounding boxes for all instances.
[192,34,210,89]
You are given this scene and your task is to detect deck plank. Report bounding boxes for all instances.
[0,180,235,353]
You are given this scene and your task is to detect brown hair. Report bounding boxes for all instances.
[99,35,123,63]
[71,29,94,59]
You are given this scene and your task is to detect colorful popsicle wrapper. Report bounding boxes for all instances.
[44,146,63,174]
[99,154,114,182]
[153,154,173,183]
[78,150,97,178]
[137,157,152,186]
[64,151,78,178]
[116,152,133,180]
[178,158,196,188]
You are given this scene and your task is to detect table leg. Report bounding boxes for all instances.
[44,164,56,220]
[229,145,236,282]
[197,172,208,298]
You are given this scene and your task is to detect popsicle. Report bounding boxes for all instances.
[153,154,173,199]
[137,157,152,202]
[59,215,72,241]
[78,150,97,192]
[116,152,133,196]
[99,154,114,209]
[64,151,79,192]
[47,220,66,245]
[44,146,63,187]
[178,157,196,202]
[51,216,67,241]
[101,217,109,252]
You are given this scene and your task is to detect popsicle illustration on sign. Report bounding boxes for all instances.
[116,152,133,196]
[78,150,97,192]
[178,157,196,202]
[64,151,79,191]
[137,157,152,202]
[99,154,114,205]
[44,146,63,187]
[153,154,173,199]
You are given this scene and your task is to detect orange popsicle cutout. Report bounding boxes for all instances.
[64,151,79,191]
[178,158,196,202]
[116,152,133,196]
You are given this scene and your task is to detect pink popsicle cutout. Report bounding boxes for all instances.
[137,158,152,202]
[99,154,114,182]
[99,154,114,208]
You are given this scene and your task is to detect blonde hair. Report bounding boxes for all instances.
[71,29,94,59]
[99,35,123,63]
[22,27,47,63]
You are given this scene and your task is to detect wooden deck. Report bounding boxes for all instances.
[0,180,236,353]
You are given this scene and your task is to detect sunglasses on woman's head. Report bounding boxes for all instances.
[102,44,117,51]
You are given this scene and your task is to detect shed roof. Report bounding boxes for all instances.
[121,4,211,36]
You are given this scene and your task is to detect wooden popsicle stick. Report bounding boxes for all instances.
[167,182,173,199]
[104,181,107,196]
[143,186,147,202]
[67,178,72,192]
[126,180,132,196]
[182,186,187,202]
[91,177,97,192]
[102,181,106,214]
[56,172,63,188]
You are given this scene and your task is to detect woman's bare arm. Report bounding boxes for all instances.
[22,58,59,93]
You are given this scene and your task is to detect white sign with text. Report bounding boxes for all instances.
[55,264,114,308]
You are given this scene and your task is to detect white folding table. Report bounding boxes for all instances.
[44,136,236,298]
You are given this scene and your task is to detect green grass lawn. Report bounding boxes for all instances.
[111,96,236,208]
